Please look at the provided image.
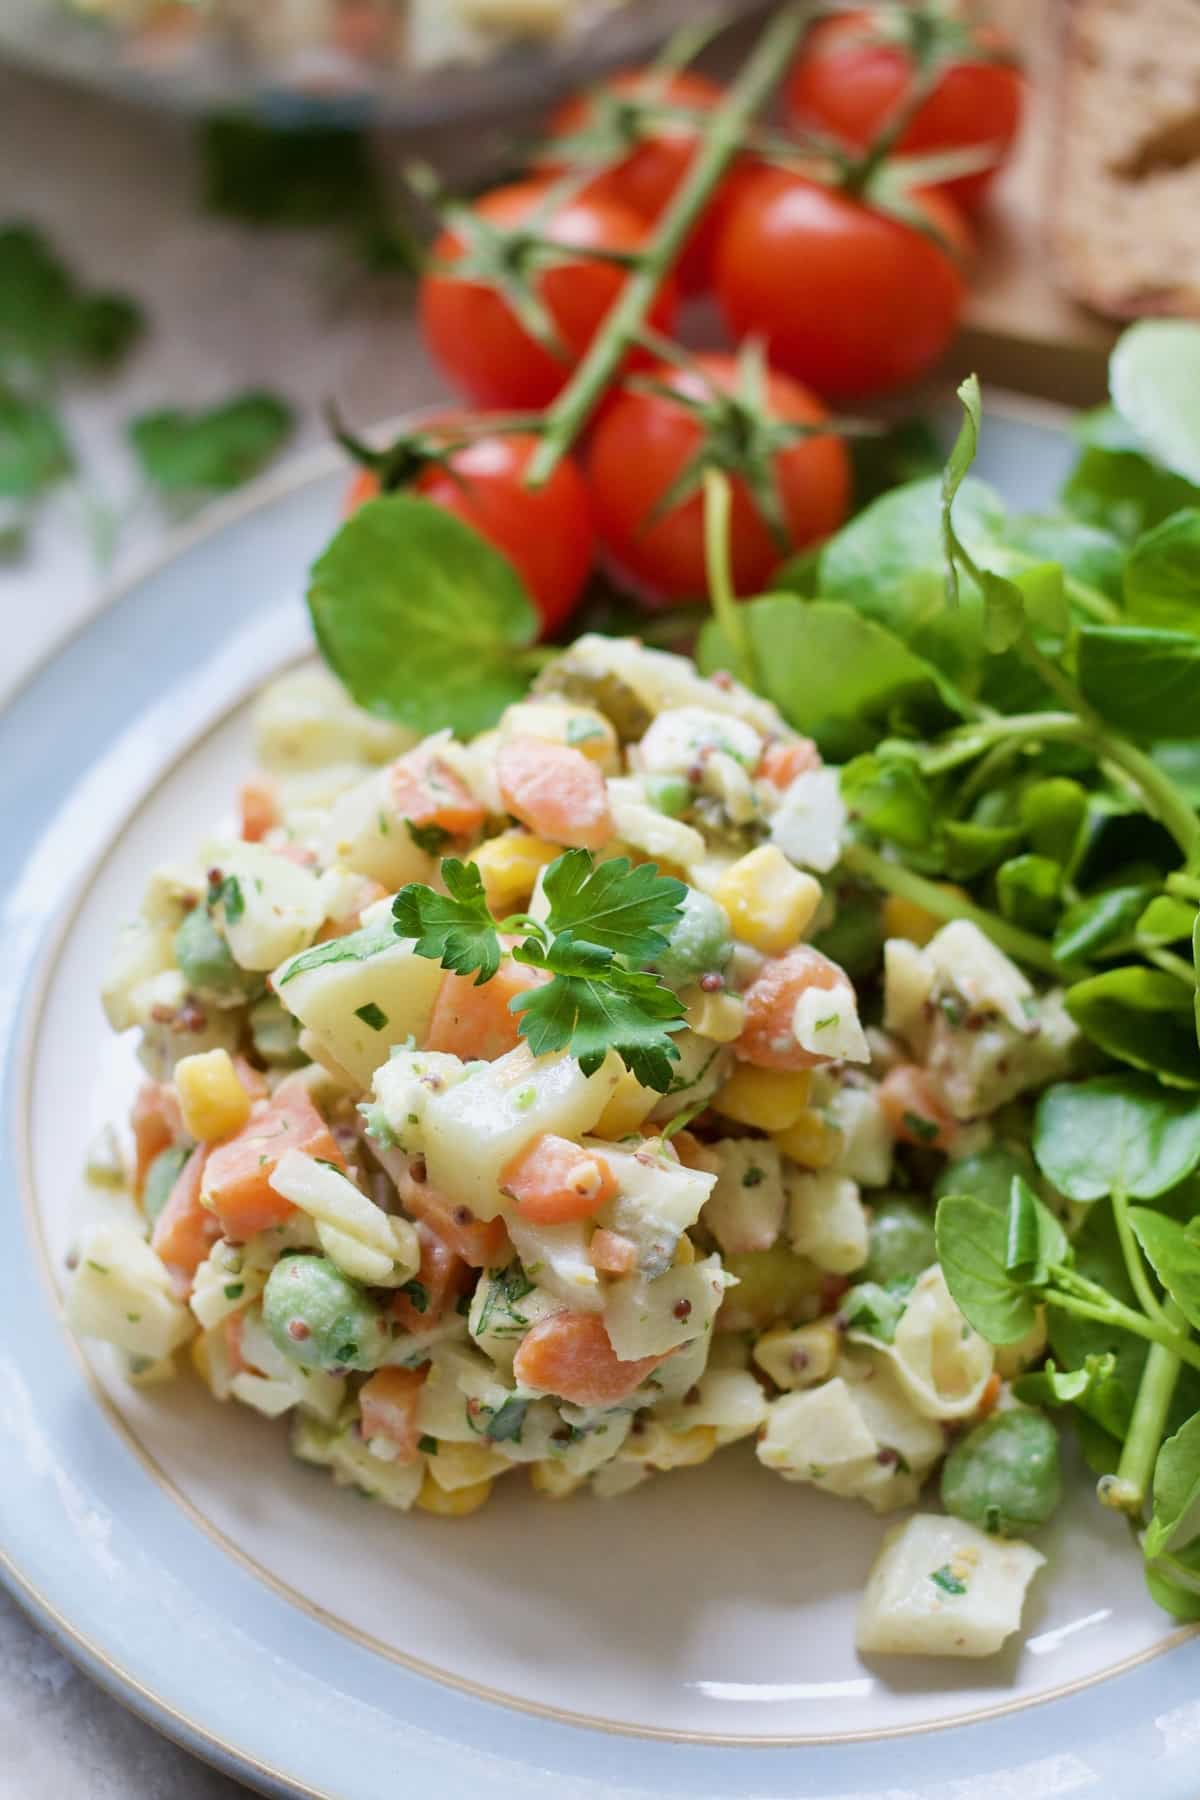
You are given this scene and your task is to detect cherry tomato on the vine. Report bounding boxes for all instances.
[713,168,968,402]
[785,8,1023,212]
[418,179,679,410]
[543,67,730,291]
[585,352,850,604]
[346,426,595,637]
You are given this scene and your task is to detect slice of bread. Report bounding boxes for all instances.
[1053,0,1200,317]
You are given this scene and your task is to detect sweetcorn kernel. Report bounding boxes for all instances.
[753,1320,839,1390]
[685,987,745,1044]
[175,1049,251,1143]
[594,1065,659,1137]
[425,1440,507,1492]
[881,886,971,948]
[713,1065,812,1133]
[416,1471,493,1516]
[715,846,822,955]
[470,831,560,913]
[530,1459,584,1499]
[772,1109,843,1170]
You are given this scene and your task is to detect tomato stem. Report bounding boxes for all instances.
[525,2,814,488]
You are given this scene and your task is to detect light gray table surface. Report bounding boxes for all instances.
[1,58,455,1800]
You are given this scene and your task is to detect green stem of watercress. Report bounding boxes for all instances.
[1107,1318,1185,1518]
[1045,1273,1200,1373]
[525,3,811,486]
[840,840,1066,976]
[1112,1189,1172,1331]
[703,467,756,690]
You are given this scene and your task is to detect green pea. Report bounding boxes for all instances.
[263,1255,390,1372]
[654,887,733,986]
[941,1407,1062,1536]
[934,1144,1038,1215]
[862,1198,936,1286]
[249,994,307,1068]
[142,1144,190,1228]
[644,773,692,818]
[174,906,258,1003]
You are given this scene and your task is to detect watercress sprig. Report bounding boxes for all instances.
[393,849,688,1090]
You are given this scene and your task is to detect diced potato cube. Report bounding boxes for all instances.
[768,769,847,872]
[703,1140,786,1256]
[67,1223,193,1361]
[752,1320,839,1390]
[788,1169,868,1274]
[274,931,446,1086]
[792,983,869,1064]
[253,665,416,772]
[603,1253,727,1360]
[175,1048,251,1143]
[856,1514,1044,1658]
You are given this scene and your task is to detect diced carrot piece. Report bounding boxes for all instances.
[425,958,549,1061]
[501,1133,617,1225]
[276,843,319,868]
[878,1063,957,1152]
[392,1219,471,1332]
[151,1147,219,1293]
[496,735,613,851]
[390,748,484,842]
[344,468,379,515]
[224,1307,251,1376]
[358,1366,428,1464]
[232,1056,270,1105]
[131,1081,181,1194]
[758,739,821,789]
[513,1311,671,1407]
[390,1161,510,1268]
[735,945,852,1072]
[976,1370,1002,1421]
[239,776,279,843]
[202,1078,346,1243]
[589,1228,639,1276]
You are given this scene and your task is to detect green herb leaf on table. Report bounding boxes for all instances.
[0,386,72,499]
[0,222,144,374]
[129,392,293,493]
[1034,1075,1200,1201]
[392,860,501,985]
[308,495,540,738]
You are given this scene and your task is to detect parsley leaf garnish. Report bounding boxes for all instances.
[393,858,500,984]
[511,931,686,1091]
[541,849,687,961]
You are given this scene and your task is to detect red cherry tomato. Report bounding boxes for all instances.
[544,68,727,291]
[584,353,850,604]
[785,8,1022,212]
[713,168,968,402]
[419,179,679,409]
[346,427,594,637]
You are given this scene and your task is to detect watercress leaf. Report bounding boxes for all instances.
[1064,967,1200,1087]
[308,495,539,737]
[1012,1353,1116,1408]
[698,597,957,761]
[392,860,501,984]
[1124,510,1200,632]
[940,374,981,602]
[1077,624,1200,738]
[1034,1073,1200,1201]
[1005,1175,1068,1285]
[540,851,686,961]
[979,567,1026,652]
[1045,1201,1157,1439]
[509,951,685,1092]
[1145,1556,1200,1621]
[1052,883,1157,964]
[938,820,1024,880]
[996,854,1062,934]
[1152,742,1200,808]
[934,1194,1039,1345]
[129,391,293,492]
[0,387,72,498]
[817,474,1005,686]
[1128,1209,1200,1332]
[840,1275,916,1345]
[1138,895,1198,947]
[1019,778,1089,863]
[1145,1412,1200,1559]
[840,753,935,850]
[1111,320,1200,485]
[1062,409,1200,543]
[934,1144,1041,1214]
[1005,512,1124,599]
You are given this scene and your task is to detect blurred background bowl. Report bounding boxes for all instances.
[0,0,773,127]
